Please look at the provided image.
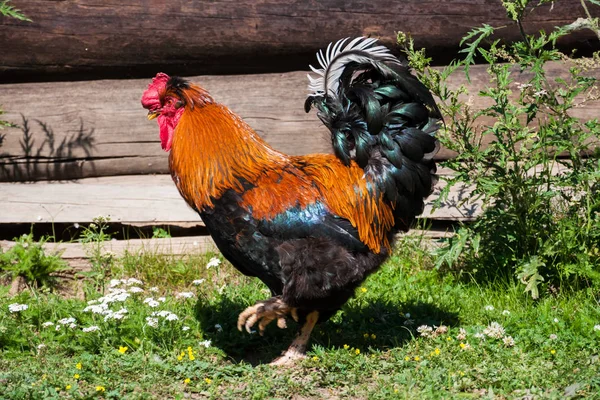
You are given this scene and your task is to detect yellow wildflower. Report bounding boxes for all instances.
[55,387,60,391]
[118,346,128,354]
[184,378,191,384]
[177,354,183,361]
[76,362,82,370]
[42,374,47,380]
[343,344,349,349]
[550,349,556,355]
[394,389,399,393]
[363,333,369,338]
[434,348,441,356]
[96,386,106,392]
[355,348,361,355]
[446,337,453,341]
[371,334,376,340]
[361,287,367,293]
[187,346,195,360]
[459,342,466,349]
[204,378,212,384]
[404,356,410,361]
[312,356,319,361]
[189,354,195,361]
[66,385,72,390]
[74,373,80,379]
[414,356,420,361]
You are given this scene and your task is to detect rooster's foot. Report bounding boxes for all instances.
[269,310,320,366]
[270,348,307,366]
[237,297,298,336]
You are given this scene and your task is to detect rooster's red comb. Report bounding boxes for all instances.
[141,73,170,110]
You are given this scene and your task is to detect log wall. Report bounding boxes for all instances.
[1,0,596,81]
[1,62,598,182]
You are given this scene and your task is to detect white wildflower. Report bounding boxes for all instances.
[109,279,122,288]
[87,299,99,305]
[516,82,532,91]
[533,89,548,97]
[417,325,433,338]
[128,286,144,294]
[8,303,28,313]
[484,305,495,311]
[199,339,212,348]
[42,321,54,328]
[182,326,190,331]
[456,328,467,341]
[68,323,77,329]
[149,287,159,293]
[549,334,558,340]
[593,324,600,331]
[83,304,109,314]
[165,313,179,321]
[474,332,485,340]
[153,311,171,318]
[206,257,221,269]
[215,324,223,332]
[124,278,143,286]
[176,292,195,299]
[82,325,100,333]
[483,322,505,339]
[503,335,515,347]
[146,317,158,328]
[435,325,448,336]
[57,317,76,325]
[73,223,80,229]
[404,313,411,319]
[192,279,205,286]
[158,297,166,303]
[36,344,47,351]
[502,310,510,316]
[55,325,61,331]
[143,298,160,308]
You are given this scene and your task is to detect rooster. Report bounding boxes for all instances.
[142,37,441,364]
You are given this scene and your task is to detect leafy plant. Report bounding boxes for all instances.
[0,232,67,289]
[77,216,115,291]
[0,0,31,21]
[152,227,172,239]
[399,0,600,297]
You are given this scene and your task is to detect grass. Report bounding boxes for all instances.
[1,236,600,399]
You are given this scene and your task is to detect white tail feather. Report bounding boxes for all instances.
[307,37,401,96]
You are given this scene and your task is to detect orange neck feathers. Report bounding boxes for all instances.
[169,96,287,212]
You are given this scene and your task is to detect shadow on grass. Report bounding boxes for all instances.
[194,296,459,366]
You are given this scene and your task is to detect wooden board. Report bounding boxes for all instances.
[0,172,482,225]
[0,236,218,271]
[1,0,596,81]
[1,61,598,182]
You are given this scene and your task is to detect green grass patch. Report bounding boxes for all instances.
[1,239,599,399]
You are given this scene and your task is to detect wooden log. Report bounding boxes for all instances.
[0,171,482,225]
[0,236,218,271]
[1,61,598,182]
[1,0,598,81]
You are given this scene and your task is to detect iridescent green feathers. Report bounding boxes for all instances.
[305,37,442,230]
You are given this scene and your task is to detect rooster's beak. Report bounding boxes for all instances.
[147,111,160,120]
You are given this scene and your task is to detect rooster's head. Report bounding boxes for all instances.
[141,73,212,151]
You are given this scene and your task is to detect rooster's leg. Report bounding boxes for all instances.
[237,296,297,335]
[270,310,319,366]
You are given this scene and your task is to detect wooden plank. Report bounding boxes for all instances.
[0,172,482,225]
[0,236,218,271]
[1,0,595,81]
[1,61,598,182]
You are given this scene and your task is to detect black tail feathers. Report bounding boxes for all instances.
[305,37,442,230]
